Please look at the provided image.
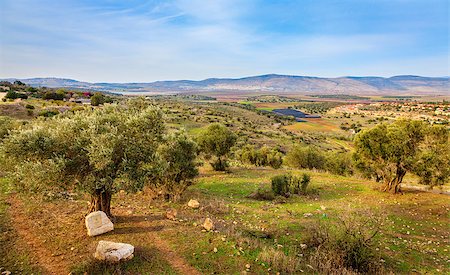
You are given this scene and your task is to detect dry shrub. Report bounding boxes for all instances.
[201,198,230,215]
[304,210,385,274]
[259,246,302,274]
[247,185,275,201]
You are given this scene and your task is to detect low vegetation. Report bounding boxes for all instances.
[0,91,448,274]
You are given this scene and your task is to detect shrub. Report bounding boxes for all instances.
[285,145,326,170]
[325,151,354,176]
[247,185,275,200]
[5,91,27,100]
[304,212,384,274]
[91,92,105,106]
[271,173,310,197]
[271,174,290,196]
[42,91,64,100]
[237,145,283,169]
[25,104,35,110]
[38,110,59,117]
[0,116,14,139]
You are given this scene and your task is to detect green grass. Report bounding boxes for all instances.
[184,167,450,274]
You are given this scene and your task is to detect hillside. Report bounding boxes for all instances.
[2,74,449,96]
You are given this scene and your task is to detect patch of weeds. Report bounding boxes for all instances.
[247,184,275,201]
[304,210,386,274]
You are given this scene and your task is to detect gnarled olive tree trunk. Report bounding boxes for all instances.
[381,167,406,194]
[88,189,112,217]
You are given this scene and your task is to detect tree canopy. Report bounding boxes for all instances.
[1,103,198,216]
[196,123,237,171]
[354,119,449,193]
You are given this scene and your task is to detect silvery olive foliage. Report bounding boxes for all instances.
[1,102,198,214]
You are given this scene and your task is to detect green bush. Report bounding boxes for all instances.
[285,146,326,170]
[271,173,310,197]
[325,152,354,176]
[248,185,275,201]
[5,91,28,100]
[38,110,59,117]
[237,145,283,169]
[0,116,14,139]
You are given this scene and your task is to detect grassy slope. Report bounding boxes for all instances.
[2,167,448,274]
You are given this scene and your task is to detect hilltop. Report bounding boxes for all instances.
[2,74,449,96]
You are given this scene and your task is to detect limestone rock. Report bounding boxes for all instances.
[94,241,134,262]
[85,211,114,236]
[166,208,178,220]
[188,199,200,209]
[303,213,313,218]
[203,217,215,231]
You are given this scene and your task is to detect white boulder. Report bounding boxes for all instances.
[94,241,134,262]
[188,199,200,209]
[85,211,114,236]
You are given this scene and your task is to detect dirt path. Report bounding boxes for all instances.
[7,195,200,275]
[151,233,201,275]
[115,210,201,275]
[8,195,71,275]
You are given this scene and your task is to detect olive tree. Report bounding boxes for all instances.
[196,123,237,171]
[156,132,199,201]
[1,104,198,216]
[354,119,449,193]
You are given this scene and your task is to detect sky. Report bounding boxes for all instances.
[0,0,448,82]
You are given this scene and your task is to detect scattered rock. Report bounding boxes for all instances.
[303,213,313,218]
[300,243,307,249]
[213,247,218,253]
[203,218,215,231]
[94,241,134,262]
[85,211,114,237]
[165,208,177,220]
[2,271,11,275]
[320,205,326,210]
[188,199,200,209]
[245,264,251,269]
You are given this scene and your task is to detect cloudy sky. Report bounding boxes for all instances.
[0,0,448,82]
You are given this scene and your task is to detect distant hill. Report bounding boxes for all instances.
[2,74,449,95]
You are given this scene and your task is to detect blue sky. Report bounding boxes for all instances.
[0,0,448,82]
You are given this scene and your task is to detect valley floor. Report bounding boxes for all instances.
[1,167,449,274]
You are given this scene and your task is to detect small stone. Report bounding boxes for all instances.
[70,247,75,251]
[320,205,326,210]
[188,199,200,209]
[94,241,134,262]
[85,211,114,237]
[303,213,313,218]
[203,218,215,231]
[300,243,307,249]
[165,208,177,220]
[193,222,198,227]
[245,264,251,269]
[213,247,218,253]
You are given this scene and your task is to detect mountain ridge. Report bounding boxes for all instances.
[1,74,449,95]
